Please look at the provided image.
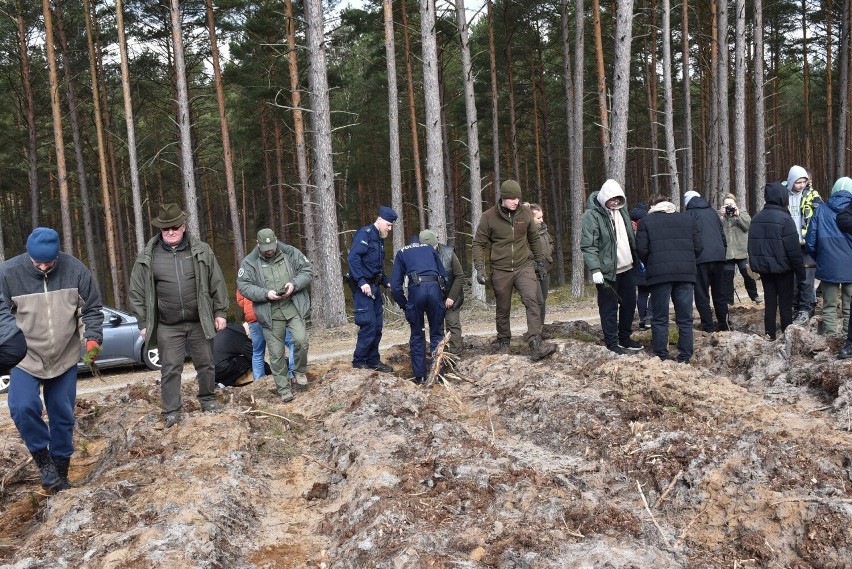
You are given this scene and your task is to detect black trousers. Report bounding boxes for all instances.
[760,272,794,339]
[695,262,729,332]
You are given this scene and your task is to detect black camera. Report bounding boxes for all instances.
[725,205,736,217]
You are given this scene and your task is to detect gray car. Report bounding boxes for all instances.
[0,306,159,394]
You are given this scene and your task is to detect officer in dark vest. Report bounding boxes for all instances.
[419,230,464,355]
[347,206,397,372]
[390,230,448,384]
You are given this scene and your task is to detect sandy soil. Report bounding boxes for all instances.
[1,292,851,568]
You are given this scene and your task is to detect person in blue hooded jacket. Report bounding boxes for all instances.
[805,177,852,339]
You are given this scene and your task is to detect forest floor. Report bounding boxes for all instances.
[1,287,852,569]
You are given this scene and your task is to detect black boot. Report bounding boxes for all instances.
[51,455,72,491]
[30,448,60,491]
[529,335,556,362]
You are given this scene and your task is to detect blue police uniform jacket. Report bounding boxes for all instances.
[348,224,388,287]
[390,243,447,309]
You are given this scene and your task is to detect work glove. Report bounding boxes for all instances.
[535,261,548,281]
[592,271,605,285]
[83,340,101,365]
[476,269,488,285]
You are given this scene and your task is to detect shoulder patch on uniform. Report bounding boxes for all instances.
[360,240,369,246]
[237,267,244,277]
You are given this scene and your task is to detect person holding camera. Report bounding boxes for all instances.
[720,194,761,306]
[237,228,313,403]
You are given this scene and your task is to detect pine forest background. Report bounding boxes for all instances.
[0,0,847,327]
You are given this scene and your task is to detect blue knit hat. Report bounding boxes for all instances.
[27,227,60,262]
[378,205,398,223]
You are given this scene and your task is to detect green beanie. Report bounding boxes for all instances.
[500,180,522,200]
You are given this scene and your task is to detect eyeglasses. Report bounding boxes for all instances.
[161,225,184,233]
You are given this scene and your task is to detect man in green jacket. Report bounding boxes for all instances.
[129,204,229,428]
[473,179,556,361]
[237,228,313,403]
[581,179,642,355]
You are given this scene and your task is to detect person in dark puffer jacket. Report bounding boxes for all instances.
[685,191,730,332]
[747,183,806,340]
[636,194,703,363]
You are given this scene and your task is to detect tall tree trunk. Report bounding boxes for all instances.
[273,118,287,239]
[116,0,145,256]
[716,0,730,205]
[840,0,851,177]
[168,0,200,236]
[419,0,446,240]
[606,0,635,186]
[284,0,316,262]
[644,1,660,196]
[383,0,405,254]
[400,0,426,229]
[55,0,98,280]
[753,0,767,206]
[661,0,681,200]
[566,0,586,297]
[83,0,121,305]
[304,0,345,327]
[681,0,694,196]
[42,0,73,250]
[531,58,543,201]
[487,0,501,194]
[438,43,455,243]
[456,0,485,302]
[17,0,39,229]
[503,7,521,181]
[827,0,835,182]
[705,0,719,200]
[592,0,610,165]
[733,0,746,206]
[260,102,275,228]
[801,0,812,167]
[205,0,244,261]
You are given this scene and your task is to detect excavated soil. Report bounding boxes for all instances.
[1,300,852,568]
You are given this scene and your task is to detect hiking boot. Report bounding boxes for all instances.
[608,345,625,355]
[495,339,510,354]
[30,448,60,491]
[164,412,181,428]
[618,339,643,351]
[280,392,295,403]
[354,361,394,373]
[838,342,852,360]
[200,400,222,413]
[293,372,309,386]
[793,311,810,325]
[528,335,556,361]
[412,376,426,385]
[51,455,72,492]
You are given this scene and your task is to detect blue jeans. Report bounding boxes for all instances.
[285,329,295,377]
[649,281,694,362]
[8,366,77,457]
[248,322,266,379]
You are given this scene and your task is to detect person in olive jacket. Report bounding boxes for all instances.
[472,179,555,361]
[581,179,642,355]
[747,183,806,341]
[720,193,761,305]
[129,204,229,428]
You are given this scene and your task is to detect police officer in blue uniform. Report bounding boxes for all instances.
[391,230,448,384]
[348,206,397,372]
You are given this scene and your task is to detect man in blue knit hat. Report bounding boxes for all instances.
[347,205,397,372]
[0,227,103,492]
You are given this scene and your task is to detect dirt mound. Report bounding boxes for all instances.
[2,305,851,568]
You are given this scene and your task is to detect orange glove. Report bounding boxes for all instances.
[85,340,101,363]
